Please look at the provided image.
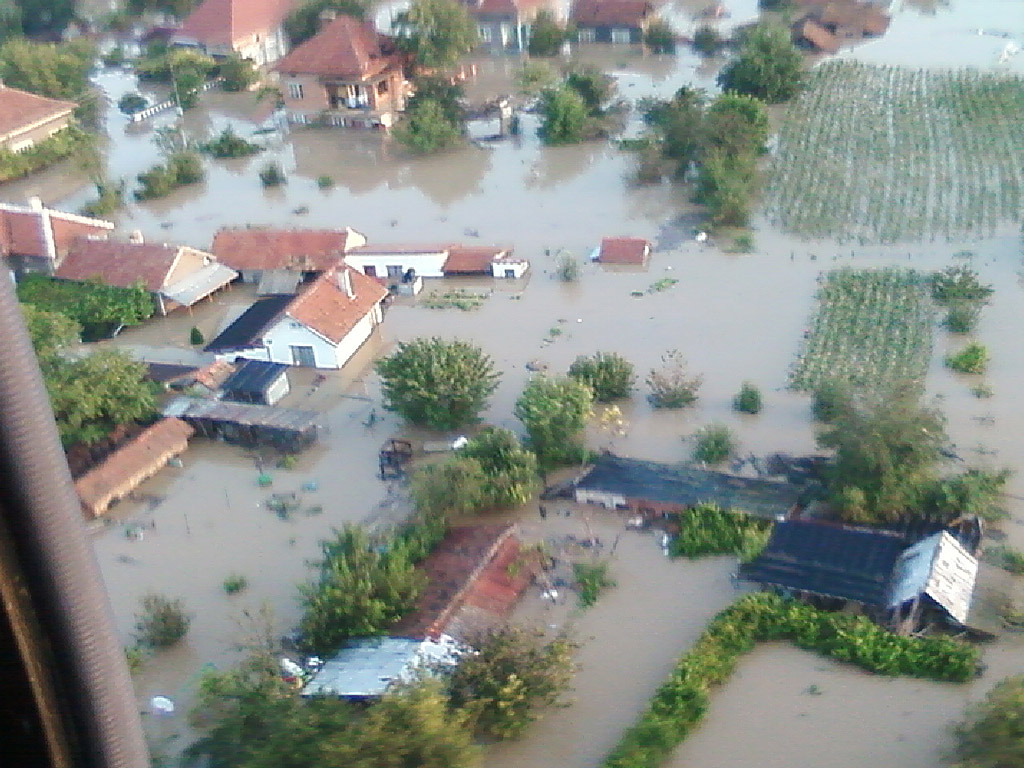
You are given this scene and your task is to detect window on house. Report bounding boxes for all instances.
[578,28,596,43]
[288,82,304,99]
[290,345,316,367]
[364,265,377,277]
[386,265,403,278]
[611,27,632,44]
[478,25,492,43]
[377,79,389,95]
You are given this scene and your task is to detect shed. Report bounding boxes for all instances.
[75,418,194,517]
[887,531,978,626]
[220,360,290,405]
[597,237,651,267]
[163,397,319,452]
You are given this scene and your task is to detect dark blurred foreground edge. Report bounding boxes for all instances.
[0,272,149,768]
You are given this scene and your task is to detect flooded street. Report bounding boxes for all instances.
[5,0,1024,763]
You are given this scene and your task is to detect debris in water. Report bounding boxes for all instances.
[150,696,175,714]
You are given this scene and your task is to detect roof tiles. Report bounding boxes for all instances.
[178,0,296,47]
[274,14,398,80]
[0,86,76,141]
[211,227,360,272]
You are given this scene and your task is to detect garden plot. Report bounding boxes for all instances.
[766,61,1024,243]
[790,268,933,392]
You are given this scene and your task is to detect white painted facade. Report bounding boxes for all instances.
[265,372,291,405]
[574,488,627,508]
[344,249,449,280]
[491,259,530,279]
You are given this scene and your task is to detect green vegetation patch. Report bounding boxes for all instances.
[603,591,979,768]
[421,288,488,310]
[0,126,93,183]
[669,503,771,561]
[767,61,1024,243]
[790,268,933,392]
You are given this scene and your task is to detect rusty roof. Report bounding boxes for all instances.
[285,265,388,344]
[598,236,651,265]
[274,14,399,80]
[0,86,76,141]
[442,246,509,274]
[211,227,361,272]
[795,18,840,53]
[75,418,194,516]
[571,0,654,27]
[177,0,296,47]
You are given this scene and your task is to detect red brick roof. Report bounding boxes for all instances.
[598,236,651,265]
[211,227,360,272]
[57,240,183,292]
[285,265,387,344]
[178,0,296,47]
[795,18,840,53]
[0,204,114,263]
[274,14,398,80]
[571,0,654,27]
[442,246,509,274]
[0,86,76,141]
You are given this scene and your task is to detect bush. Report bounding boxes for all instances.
[692,423,735,464]
[458,427,540,508]
[985,545,1024,576]
[394,96,463,154]
[945,343,989,374]
[538,85,588,145]
[117,92,148,116]
[604,592,979,768]
[645,19,677,53]
[80,181,125,218]
[134,594,192,648]
[931,265,993,305]
[573,560,615,607]
[669,503,772,560]
[556,251,581,282]
[0,126,93,183]
[811,379,852,423]
[945,302,981,333]
[515,376,593,469]
[223,574,248,594]
[135,151,205,200]
[190,326,204,345]
[691,24,722,55]
[568,352,635,402]
[317,175,334,189]
[717,23,803,103]
[646,350,702,408]
[258,161,286,187]
[201,127,261,158]
[952,675,1024,768]
[732,382,762,414]
[528,10,568,56]
[218,54,256,92]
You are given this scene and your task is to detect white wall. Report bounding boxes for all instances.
[266,373,290,405]
[259,305,381,369]
[344,250,448,279]
[491,260,529,278]
[575,489,627,509]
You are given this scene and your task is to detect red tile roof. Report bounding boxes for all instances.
[286,265,387,344]
[0,203,112,263]
[598,236,651,265]
[442,246,509,274]
[211,227,361,272]
[348,243,450,255]
[571,0,654,27]
[795,18,840,53]
[57,240,183,292]
[178,0,296,47]
[0,86,76,141]
[274,14,398,80]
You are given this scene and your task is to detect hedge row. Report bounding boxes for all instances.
[0,126,91,183]
[603,592,979,768]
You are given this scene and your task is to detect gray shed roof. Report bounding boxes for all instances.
[162,396,319,431]
[161,262,238,306]
[221,360,289,398]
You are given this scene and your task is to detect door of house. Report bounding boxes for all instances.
[364,265,377,277]
[290,345,316,367]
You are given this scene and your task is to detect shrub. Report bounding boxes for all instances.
[394,96,463,154]
[515,376,593,469]
[692,423,735,464]
[573,560,615,607]
[945,302,981,333]
[931,265,993,305]
[223,574,248,594]
[556,251,581,282]
[135,151,204,200]
[733,232,755,252]
[945,343,989,374]
[732,382,762,414]
[985,545,1024,576]
[669,503,772,560]
[646,350,702,408]
[0,126,93,183]
[117,92,148,116]
[528,10,568,56]
[458,427,540,508]
[80,181,125,218]
[568,352,635,401]
[219,54,256,92]
[317,175,334,189]
[952,675,1024,768]
[134,594,192,648]
[645,18,677,53]
[201,127,261,158]
[190,326,204,345]
[258,161,286,187]
[692,24,723,55]
[811,379,851,423]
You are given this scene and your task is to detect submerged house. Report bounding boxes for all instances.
[571,0,657,44]
[205,265,388,369]
[75,418,194,517]
[574,454,804,518]
[595,236,651,267]
[792,0,890,50]
[467,0,560,52]
[0,85,77,153]
[55,238,238,316]
[274,13,407,129]
[343,243,528,283]
[0,199,114,276]
[739,520,979,634]
[220,360,291,406]
[211,226,367,283]
[163,397,320,451]
[172,0,296,66]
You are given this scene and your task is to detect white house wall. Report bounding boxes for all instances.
[266,373,291,405]
[262,317,341,368]
[575,489,627,508]
[344,251,448,279]
[331,309,379,369]
[491,260,529,278]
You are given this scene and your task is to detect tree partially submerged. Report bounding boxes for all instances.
[568,352,635,402]
[376,337,501,429]
[717,23,804,103]
[952,675,1024,768]
[515,376,593,468]
[528,10,569,56]
[646,350,702,408]
[459,427,540,508]
[396,0,478,71]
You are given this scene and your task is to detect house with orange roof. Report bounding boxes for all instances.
[1,198,114,276]
[596,236,651,267]
[172,0,296,67]
[55,236,238,315]
[211,226,367,283]
[205,265,388,368]
[274,13,407,129]
[0,84,77,153]
[571,0,657,44]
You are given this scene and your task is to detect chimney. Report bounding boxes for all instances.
[128,230,144,244]
[337,268,355,299]
[28,196,43,212]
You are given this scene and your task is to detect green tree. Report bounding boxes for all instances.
[514,376,593,468]
[645,18,677,53]
[515,60,557,96]
[0,0,22,40]
[411,456,490,515]
[298,524,425,654]
[733,381,763,414]
[717,23,804,103]
[406,74,466,125]
[376,337,500,430]
[134,594,191,648]
[952,675,1024,768]
[284,0,368,46]
[15,0,75,37]
[538,85,588,145]
[568,352,635,402]
[694,148,757,226]
[18,274,155,336]
[0,38,94,99]
[394,97,463,154]
[117,92,149,115]
[703,92,770,157]
[459,427,540,507]
[448,627,576,739]
[640,86,706,174]
[692,423,736,464]
[396,0,477,71]
[218,54,256,92]
[528,10,568,56]
[691,24,722,55]
[20,303,80,360]
[127,0,201,18]
[565,67,615,115]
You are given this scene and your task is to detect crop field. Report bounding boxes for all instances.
[766,61,1024,243]
[790,268,933,392]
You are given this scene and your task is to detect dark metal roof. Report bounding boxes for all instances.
[575,454,802,518]
[738,520,908,607]
[144,362,197,384]
[221,360,288,398]
[204,295,292,353]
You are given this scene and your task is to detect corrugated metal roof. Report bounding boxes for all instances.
[162,396,319,431]
[888,531,977,624]
[162,262,238,306]
[221,360,289,398]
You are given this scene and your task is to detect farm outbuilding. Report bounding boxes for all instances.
[163,397,319,452]
[74,418,194,517]
[220,360,290,405]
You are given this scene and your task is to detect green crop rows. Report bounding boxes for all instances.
[790,268,933,392]
[766,61,1024,243]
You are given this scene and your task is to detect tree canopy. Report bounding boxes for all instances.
[17,274,155,338]
[283,0,368,46]
[394,96,462,154]
[528,10,568,56]
[14,0,75,37]
[538,85,588,145]
[458,427,540,508]
[396,0,477,71]
[514,376,593,468]
[717,23,804,103]
[953,675,1024,768]
[0,37,94,100]
[376,337,500,429]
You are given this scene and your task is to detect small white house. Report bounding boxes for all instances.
[205,266,388,369]
[344,243,528,282]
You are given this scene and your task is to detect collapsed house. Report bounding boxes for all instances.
[163,397,320,452]
[739,520,980,635]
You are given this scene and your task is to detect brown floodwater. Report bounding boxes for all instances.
[9,0,1024,763]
